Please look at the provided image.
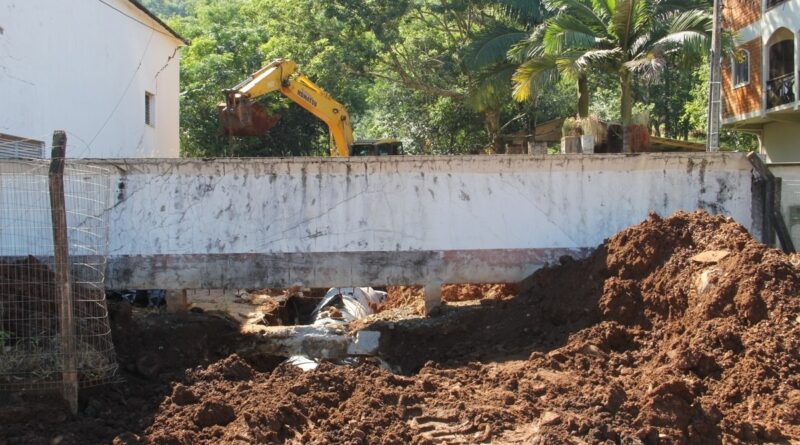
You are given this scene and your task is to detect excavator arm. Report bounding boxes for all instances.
[220,59,355,157]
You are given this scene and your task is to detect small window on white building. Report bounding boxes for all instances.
[0,133,45,159]
[732,50,750,88]
[145,92,155,127]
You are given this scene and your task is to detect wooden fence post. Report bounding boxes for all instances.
[49,130,78,415]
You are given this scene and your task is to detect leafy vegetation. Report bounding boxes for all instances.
[142,0,757,156]
[512,0,713,152]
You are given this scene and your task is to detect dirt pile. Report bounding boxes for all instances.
[0,256,117,386]
[515,210,800,443]
[115,210,800,444]
[0,256,85,340]
[3,210,799,444]
[0,304,247,445]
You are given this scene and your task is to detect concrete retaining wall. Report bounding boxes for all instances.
[67,153,755,289]
[767,163,800,248]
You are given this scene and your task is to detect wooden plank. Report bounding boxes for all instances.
[648,136,705,152]
[48,130,78,415]
[533,118,564,143]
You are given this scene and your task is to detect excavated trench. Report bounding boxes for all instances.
[3,210,800,444]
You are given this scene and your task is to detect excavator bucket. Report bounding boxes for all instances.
[219,93,281,137]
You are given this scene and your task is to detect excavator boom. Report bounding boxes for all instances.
[220,59,355,157]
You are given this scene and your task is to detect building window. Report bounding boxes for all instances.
[145,92,155,127]
[766,37,795,108]
[0,133,45,159]
[732,50,750,88]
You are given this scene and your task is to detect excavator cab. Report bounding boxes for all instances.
[350,139,403,156]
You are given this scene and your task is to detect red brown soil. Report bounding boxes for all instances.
[0,256,102,341]
[0,305,253,445]
[0,257,116,386]
[3,210,800,444]
[383,283,518,314]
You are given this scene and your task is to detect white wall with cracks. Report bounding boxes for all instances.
[99,154,750,255]
[65,153,755,289]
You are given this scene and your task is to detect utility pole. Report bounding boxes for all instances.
[706,0,723,152]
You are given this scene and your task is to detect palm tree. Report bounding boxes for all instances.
[464,0,549,152]
[513,0,711,152]
[510,29,593,118]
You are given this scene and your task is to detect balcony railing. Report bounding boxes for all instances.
[766,73,795,109]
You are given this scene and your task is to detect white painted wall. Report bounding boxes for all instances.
[0,154,755,288]
[100,155,752,256]
[0,0,182,158]
[736,0,800,49]
[761,0,800,43]
[764,122,800,162]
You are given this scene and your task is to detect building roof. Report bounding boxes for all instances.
[126,0,189,45]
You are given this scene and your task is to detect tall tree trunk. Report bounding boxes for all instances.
[484,108,503,154]
[664,71,671,138]
[620,70,633,153]
[577,75,589,118]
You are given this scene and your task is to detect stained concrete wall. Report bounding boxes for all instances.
[764,122,800,163]
[67,153,755,290]
[767,163,800,248]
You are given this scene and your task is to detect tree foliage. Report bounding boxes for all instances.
[141,0,740,156]
[512,0,712,151]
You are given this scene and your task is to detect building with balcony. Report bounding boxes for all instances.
[722,0,800,163]
[722,0,800,250]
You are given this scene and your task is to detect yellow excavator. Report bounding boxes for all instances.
[220,59,402,157]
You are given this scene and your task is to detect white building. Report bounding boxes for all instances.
[0,0,186,158]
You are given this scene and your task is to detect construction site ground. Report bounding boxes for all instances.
[2,210,800,444]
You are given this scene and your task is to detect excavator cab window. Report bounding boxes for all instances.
[351,145,373,156]
[351,141,402,156]
[376,143,402,156]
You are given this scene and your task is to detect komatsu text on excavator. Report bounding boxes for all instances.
[219,59,402,157]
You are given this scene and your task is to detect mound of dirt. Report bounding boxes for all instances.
[0,303,247,445]
[126,210,800,444]
[0,256,118,387]
[4,210,799,444]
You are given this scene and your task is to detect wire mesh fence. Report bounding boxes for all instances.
[0,158,117,391]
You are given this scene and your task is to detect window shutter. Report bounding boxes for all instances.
[0,134,45,159]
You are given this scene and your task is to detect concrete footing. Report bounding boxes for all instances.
[165,289,188,313]
[250,325,381,359]
[423,281,443,315]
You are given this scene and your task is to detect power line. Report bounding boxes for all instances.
[88,30,155,151]
[95,0,175,40]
